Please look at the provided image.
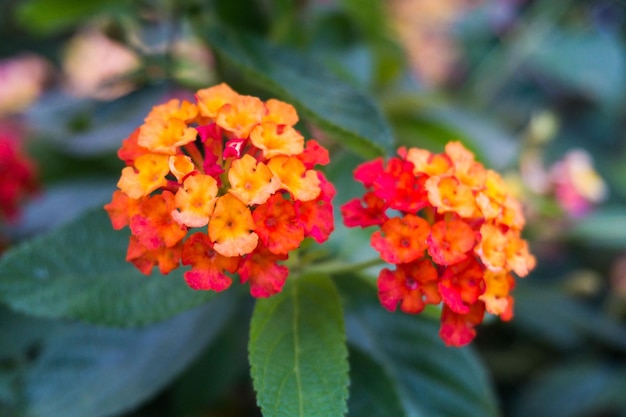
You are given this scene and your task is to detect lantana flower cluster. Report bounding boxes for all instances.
[341,142,536,346]
[105,83,334,297]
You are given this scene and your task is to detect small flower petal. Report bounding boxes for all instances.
[208,194,259,257]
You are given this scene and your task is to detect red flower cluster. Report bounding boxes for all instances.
[341,142,536,346]
[0,125,38,222]
[105,84,334,297]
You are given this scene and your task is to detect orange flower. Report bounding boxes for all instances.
[172,174,218,227]
[208,194,259,257]
[238,244,289,298]
[341,141,535,347]
[378,260,440,314]
[181,233,239,292]
[371,215,430,264]
[105,83,334,297]
[117,154,170,199]
[126,236,182,275]
[479,270,515,317]
[104,190,142,230]
[264,98,298,126]
[425,175,477,218]
[268,156,321,201]
[129,191,187,250]
[253,193,304,255]
[427,218,475,265]
[228,154,279,205]
[249,122,304,158]
[215,94,265,137]
[196,83,238,118]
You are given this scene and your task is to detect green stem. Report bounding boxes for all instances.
[301,258,386,276]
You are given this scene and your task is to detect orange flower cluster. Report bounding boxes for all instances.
[341,142,535,346]
[105,84,334,297]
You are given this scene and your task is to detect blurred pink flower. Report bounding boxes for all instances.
[62,29,141,100]
[550,149,607,218]
[388,0,484,87]
[0,54,50,116]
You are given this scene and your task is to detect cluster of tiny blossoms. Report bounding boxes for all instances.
[341,142,536,346]
[104,83,334,297]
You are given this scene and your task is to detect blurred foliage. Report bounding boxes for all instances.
[1,0,626,416]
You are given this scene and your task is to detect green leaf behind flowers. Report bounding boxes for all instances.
[0,208,214,327]
[199,25,393,158]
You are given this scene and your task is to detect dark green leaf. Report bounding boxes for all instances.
[566,207,626,249]
[24,296,234,417]
[514,283,626,351]
[337,275,500,417]
[0,208,214,326]
[249,274,349,417]
[347,345,406,417]
[389,99,519,169]
[0,306,64,360]
[512,360,626,417]
[4,179,115,240]
[525,29,626,104]
[200,25,393,158]
[171,299,252,415]
[337,0,405,84]
[27,88,167,157]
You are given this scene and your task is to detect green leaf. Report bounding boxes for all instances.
[388,98,519,169]
[525,29,626,104]
[5,179,115,240]
[24,296,235,417]
[337,275,500,417]
[171,300,252,415]
[0,208,214,326]
[514,282,626,351]
[512,360,626,417]
[199,25,393,158]
[15,0,128,35]
[27,88,167,157]
[566,207,626,249]
[249,274,349,417]
[347,346,406,417]
[336,0,405,84]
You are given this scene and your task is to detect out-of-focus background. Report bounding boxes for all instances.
[2,0,626,416]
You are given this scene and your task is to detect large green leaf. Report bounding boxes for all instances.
[27,88,167,157]
[388,98,519,169]
[525,29,626,105]
[249,274,349,417]
[566,207,626,250]
[347,345,406,417]
[23,296,235,417]
[0,208,214,326]
[512,360,626,417]
[199,25,393,158]
[336,0,405,85]
[513,282,626,351]
[337,276,500,417]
